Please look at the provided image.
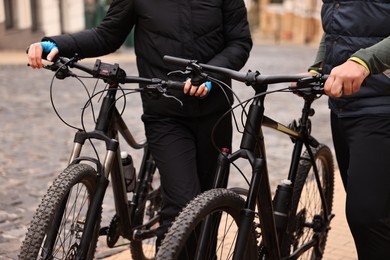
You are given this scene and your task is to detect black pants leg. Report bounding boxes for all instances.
[142,112,232,240]
[331,112,390,260]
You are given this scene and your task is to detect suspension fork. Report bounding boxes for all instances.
[212,148,231,189]
[75,140,118,260]
[63,141,116,259]
[232,146,280,260]
[238,94,281,260]
[233,94,281,259]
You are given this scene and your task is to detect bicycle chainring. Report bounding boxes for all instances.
[107,214,121,248]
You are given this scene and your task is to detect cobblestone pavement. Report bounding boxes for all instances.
[0,44,356,259]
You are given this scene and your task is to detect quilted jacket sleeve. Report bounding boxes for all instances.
[43,0,135,59]
[206,0,252,71]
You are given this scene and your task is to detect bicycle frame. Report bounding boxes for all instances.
[208,84,332,260]
[19,57,188,260]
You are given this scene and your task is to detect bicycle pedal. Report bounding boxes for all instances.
[133,229,156,241]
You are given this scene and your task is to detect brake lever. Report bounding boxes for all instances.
[167,69,191,77]
[146,84,184,107]
[290,74,325,97]
[162,93,184,106]
[42,58,76,79]
[167,61,209,86]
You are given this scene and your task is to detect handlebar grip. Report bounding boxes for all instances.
[163,55,192,67]
[167,80,185,90]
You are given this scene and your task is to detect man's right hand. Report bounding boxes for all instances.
[324,60,369,97]
[27,42,59,69]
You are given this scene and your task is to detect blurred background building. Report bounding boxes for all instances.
[0,0,322,51]
[255,0,322,44]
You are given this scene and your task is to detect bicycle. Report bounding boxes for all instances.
[156,56,335,260]
[19,56,184,260]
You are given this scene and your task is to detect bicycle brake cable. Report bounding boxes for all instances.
[49,61,82,131]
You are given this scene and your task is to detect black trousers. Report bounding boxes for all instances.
[142,111,232,238]
[331,112,390,260]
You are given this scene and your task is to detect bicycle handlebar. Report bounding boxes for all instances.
[43,55,327,97]
[44,56,184,90]
[163,55,328,92]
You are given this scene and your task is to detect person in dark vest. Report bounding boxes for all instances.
[309,1,390,259]
[27,0,252,250]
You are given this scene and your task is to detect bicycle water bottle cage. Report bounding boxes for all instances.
[92,59,126,83]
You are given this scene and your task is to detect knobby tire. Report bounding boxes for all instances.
[19,164,101,260]
[155,188,258,260]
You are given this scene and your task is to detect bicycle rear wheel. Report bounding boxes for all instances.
[19,164,100,260]
[155,188,258,260]
[281,144,334,259]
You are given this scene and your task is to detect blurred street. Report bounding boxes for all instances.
[0,43,356,259]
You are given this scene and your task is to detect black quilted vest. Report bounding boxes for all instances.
[322,0,390,116]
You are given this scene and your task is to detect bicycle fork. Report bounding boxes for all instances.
[66,131,118,259]
[209,98,282,260]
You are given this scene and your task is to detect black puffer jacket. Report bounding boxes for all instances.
[322,0,390,117]
[44,0,252,117]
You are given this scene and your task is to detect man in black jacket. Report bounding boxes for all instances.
[27,0,252,249]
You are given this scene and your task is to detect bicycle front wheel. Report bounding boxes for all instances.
[19,164,101,260]
[282,144,334,259]
[156,188,258,260]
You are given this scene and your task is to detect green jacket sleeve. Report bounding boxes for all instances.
[352,36,390,74]
[308,33,326,72]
